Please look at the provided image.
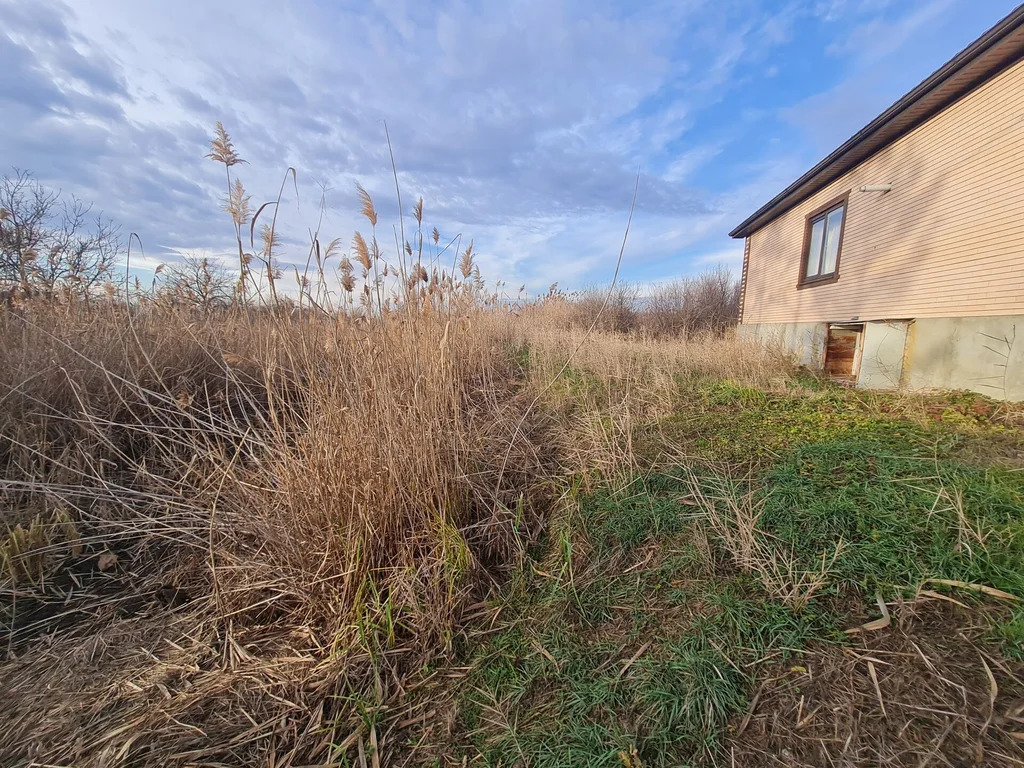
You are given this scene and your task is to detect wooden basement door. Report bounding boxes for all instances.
[823,324,863,380]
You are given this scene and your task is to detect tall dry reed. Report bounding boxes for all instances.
[0,218,548,766]
[0,124,791,766]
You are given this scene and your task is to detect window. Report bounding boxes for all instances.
[800,194,848,286]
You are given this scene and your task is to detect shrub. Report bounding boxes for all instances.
[0,169,120,299]
[643,265,740,337]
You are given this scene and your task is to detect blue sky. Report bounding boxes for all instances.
[1,0,1018,294]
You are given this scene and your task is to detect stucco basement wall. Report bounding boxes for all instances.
[903,316,1024,400]
[740,316,1024,401]
[737,322,825,368]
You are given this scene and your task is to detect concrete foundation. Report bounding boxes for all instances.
[737,321,827,368]
[739,315,1024,401]
[859,321,910,390]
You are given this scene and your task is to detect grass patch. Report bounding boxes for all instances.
[428,378,1024,767]
[757,438,1024,597]
[651,379,1023,468]
[448,473,832,767]
[578,476,689,556]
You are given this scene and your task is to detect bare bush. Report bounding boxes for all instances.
[570,282,639,332]
[644,265,740,336]
[159,254,235,310]
[552,267,741,338]
[0,169,120,298]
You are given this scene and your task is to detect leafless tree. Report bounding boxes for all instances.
[160,255,234,311]
[0,169,121,297]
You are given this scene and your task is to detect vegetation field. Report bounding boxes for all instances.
[400,374,1024,767]
[1,128,1023,766]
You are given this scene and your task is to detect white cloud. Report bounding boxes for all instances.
[2,0,988,295]
[662,143,726,183]
[825,0,953,62]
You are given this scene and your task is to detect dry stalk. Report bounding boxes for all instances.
[682,470,841,610]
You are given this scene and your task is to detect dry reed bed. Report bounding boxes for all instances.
[0,292,787,765]
[0,300,550,766]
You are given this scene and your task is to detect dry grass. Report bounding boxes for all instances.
[520,316,792,395]
[515,317,794,475]
[728,598,1024,767]
[0,124,800,766]
[681,471,842,611]
[0,296,794,765]
[0,293,557,765]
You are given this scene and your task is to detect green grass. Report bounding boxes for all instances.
[579,476,689,556]
[456,587,767,768]
[423,379,1024,766]
[755,438,1024,597]
[650,378,1022,468]
[449,475,833,767]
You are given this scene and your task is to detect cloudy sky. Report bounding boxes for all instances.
[1,0,1018,294]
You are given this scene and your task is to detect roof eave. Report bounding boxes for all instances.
[729,5,1024,240]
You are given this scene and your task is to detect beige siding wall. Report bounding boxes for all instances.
[742,56,1024,325]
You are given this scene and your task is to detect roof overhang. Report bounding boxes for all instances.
[729,5,1024,239]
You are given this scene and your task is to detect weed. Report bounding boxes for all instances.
[446,472,836,767]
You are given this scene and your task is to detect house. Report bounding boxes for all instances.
[730,6,1024,400]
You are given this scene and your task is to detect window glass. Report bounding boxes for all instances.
[805,217,825,278]
[821,206,844,275]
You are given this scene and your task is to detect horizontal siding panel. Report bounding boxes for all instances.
[745,294,1024,322]
[750,306,1023,323]
[862,132,1024,181]
[743,301,1024,323]
[743,55,1024,326]
[755,277,1024,304]
[841,258,1024,282]
[847,179,1024,221]
[848,215,1024,248]
[886,88,1024,145]
[883,112,1024,158]
[846,249,1024,275]
[822,286,1024,305]
[845,233,1024,262]
[828,284,1021,306]
[849,195,1024,227]
[799,184,1024,234]
[857,127,1024,178]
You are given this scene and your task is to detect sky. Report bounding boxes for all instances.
[1,0,1019,295]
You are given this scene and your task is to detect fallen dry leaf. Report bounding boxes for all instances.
[845,593,890,633]
[97,551,118,571]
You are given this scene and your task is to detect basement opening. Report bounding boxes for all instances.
[823,323,863,381]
